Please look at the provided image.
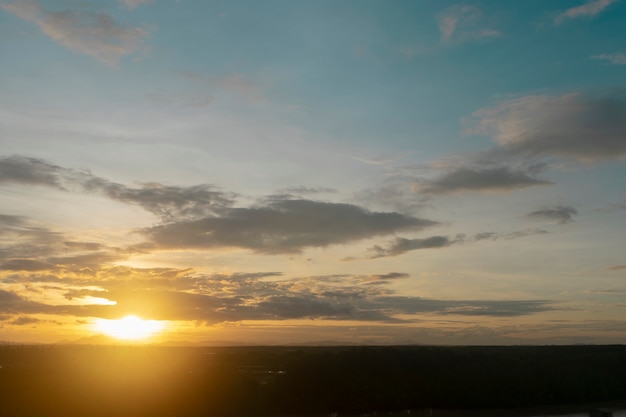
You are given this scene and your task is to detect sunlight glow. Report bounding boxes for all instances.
[93,315,165,340]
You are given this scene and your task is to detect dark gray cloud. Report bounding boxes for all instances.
[81,177,235,222]
[418,166,551,195]
[0,155,235,221]
[367,236,453,259]
[370,272,410,281]
[0,155,65,188]
[143,199,438,254]
[1,157,437,254]
[474,91,626,162]
[526,206,578,224]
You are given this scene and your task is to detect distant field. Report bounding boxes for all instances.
[0,345,625,417]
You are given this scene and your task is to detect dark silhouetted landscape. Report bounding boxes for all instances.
[1,344,625,417]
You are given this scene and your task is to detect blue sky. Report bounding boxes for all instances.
[0,0,625,344]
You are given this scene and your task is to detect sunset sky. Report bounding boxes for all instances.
[1,0,625,345]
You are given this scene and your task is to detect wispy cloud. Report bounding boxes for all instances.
[416,166,551,195]
[592,52,626,65]
[120,0,153,9]
[145,92,214,108]
[607,265,626,271]
[0,156,235,222]
[472,91,626,163]
[1,0,149,65]
[367,236,454,259]
[555,0,619,24]
[437,5,500,44]
[526,206,578,225]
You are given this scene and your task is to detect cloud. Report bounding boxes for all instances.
[0,215,63,260]
[592,52,626,65]
[607,265,626,271]
[472,91,626,162]
[10,316,42,325]
[367,296,554,318]
[367,272,410,281]
[555,0,619,24]
[278,186,338,195]
[0,213,141,272]
[145,92,214,108]
[356,183,428,213]
[1,258,53,271]
[417,166,551,195]
[0,155,65,189]
[143,199,438,254]
[1,0,149,65]
[120,0,153,9]
[0,156,439,257]
[526,206,578,224]
[478,228,549,241]
[82,178,235,222]
[367,236,453,259]
[0,156,235,221]
[437,5,500,44]
[0,266,557,323]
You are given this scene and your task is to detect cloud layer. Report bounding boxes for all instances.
[0,268,557,323]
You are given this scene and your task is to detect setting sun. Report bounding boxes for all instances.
[93,316,165,340]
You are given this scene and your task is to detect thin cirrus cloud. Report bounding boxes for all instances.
[592,52,626,65]
[437,4,500,44]
[472,91,626,163]
[120,0,153,9]
[555,0,619,24]
[1,0,149,65]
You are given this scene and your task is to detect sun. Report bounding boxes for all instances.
[93,315,165,340]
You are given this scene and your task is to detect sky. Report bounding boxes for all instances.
[0,0,625,345]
